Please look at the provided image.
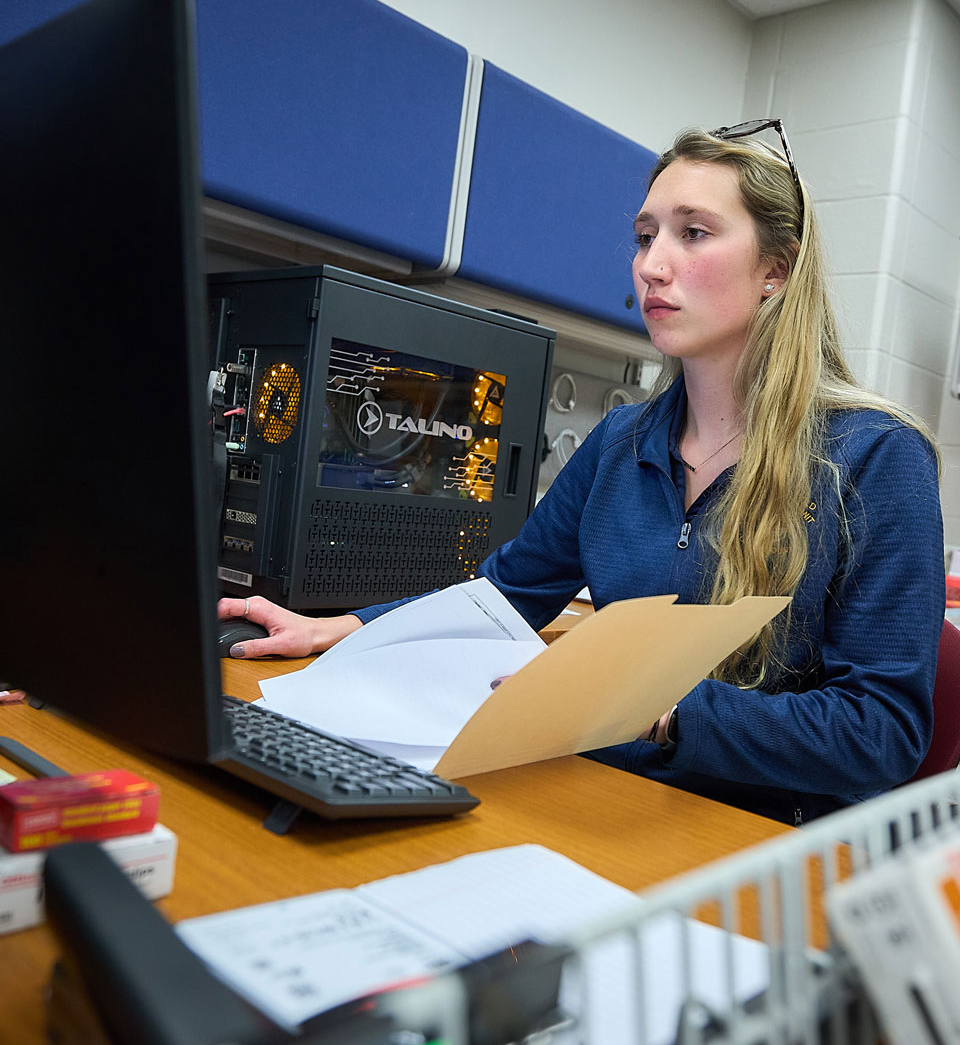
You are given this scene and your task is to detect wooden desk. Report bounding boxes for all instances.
[0,657,788,1045]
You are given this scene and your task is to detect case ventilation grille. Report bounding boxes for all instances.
[301,500,492,598]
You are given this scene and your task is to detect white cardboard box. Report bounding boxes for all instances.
[0,823,177,935]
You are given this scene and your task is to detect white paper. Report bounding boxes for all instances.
[260,637,544,747]
[177,845,770,1044]
[355,843,642,961]
[316,578,537,664]
[556,911,771,1045]
[349,740,447,773]
[357,845,770,1045]
[176,890,463,1031]
[256,579,546,761]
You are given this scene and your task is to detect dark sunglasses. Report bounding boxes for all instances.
[711,118,804,238]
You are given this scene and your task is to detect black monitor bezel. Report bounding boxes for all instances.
[0,0,228,762]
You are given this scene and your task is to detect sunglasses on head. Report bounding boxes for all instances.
[711,118,804,238]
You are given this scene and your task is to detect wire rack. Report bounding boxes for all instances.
[530,769,960,1045]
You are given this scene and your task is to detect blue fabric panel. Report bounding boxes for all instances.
[460,64,657,334]
[2,0,466,269]
[196,0,466,268]
[0,0,88,46]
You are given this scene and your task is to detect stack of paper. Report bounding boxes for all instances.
[176,844,771,1043]
[258,580,546,770]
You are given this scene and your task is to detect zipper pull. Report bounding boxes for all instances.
[677,521,691,549]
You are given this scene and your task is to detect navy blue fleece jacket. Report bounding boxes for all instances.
[356,379,944,824]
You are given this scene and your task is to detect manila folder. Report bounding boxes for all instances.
[434,594,789,779]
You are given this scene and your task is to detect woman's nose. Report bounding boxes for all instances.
[634,239,670,288]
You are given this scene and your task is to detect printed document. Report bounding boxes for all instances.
[176,844,770,1042]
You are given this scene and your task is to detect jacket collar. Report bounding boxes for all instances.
[633,377,686,473]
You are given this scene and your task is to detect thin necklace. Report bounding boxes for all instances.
[679,429,742,472]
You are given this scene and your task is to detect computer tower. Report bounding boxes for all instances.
[208,266,555,612]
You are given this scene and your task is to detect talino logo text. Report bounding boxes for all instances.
[356,403,472,441]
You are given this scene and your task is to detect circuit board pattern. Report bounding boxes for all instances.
[327,344,389,396]
[445,445,497,501]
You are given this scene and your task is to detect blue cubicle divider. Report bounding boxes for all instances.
[196,0,467,269]
[2,0,467,271]
[3,0,664,330]
[458,63,657,334]
[1,0,80,43]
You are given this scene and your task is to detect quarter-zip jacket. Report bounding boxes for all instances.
[356,379,944,824]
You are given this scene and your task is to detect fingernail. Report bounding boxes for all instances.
[229,645,244,658]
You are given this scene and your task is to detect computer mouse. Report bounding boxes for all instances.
[217,618,270,658]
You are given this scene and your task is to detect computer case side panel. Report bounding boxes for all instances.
[210,267,554,612]
[209,271,320,604]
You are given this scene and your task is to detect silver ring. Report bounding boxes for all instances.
[243,597,250,617]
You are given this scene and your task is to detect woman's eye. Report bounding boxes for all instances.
[634,231,654,248]
[683,226,708,241]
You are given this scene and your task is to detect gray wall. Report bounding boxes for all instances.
[744,0,960,544]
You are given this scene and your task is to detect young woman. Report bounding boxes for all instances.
[220,123,944,825]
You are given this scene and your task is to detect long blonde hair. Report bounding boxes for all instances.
[644,129,939,687]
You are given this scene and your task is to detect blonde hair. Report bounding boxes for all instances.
[644,129,939,687]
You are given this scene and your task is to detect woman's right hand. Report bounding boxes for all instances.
[217,595,363,659]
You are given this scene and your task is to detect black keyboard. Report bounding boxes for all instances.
[218,695,480,820]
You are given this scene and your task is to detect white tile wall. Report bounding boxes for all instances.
[845,348,885,388]
[914,0,960,498]
[887,355,945,424]
[922,0,960,44]
[937,444,960,518]
[772,39,910,132]
[921,12,960,160]
[921,60,960,163]
[792,120,901,199]
[818,197,895,274]
[891,280,955,373]
[936,379,960,444]
[874,348,893,392]
[742,17,783,117]
[778,0,916,56]
[902,205,960,304]
[744,0,960,534]
[833,273,901,351]
[908,130,960,235]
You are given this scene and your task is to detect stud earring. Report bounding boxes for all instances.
[764,283,775,293]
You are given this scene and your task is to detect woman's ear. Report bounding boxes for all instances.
[761,258,789,296]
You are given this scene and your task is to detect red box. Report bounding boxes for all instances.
[947,575,960,608]
[0,770,159,852]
